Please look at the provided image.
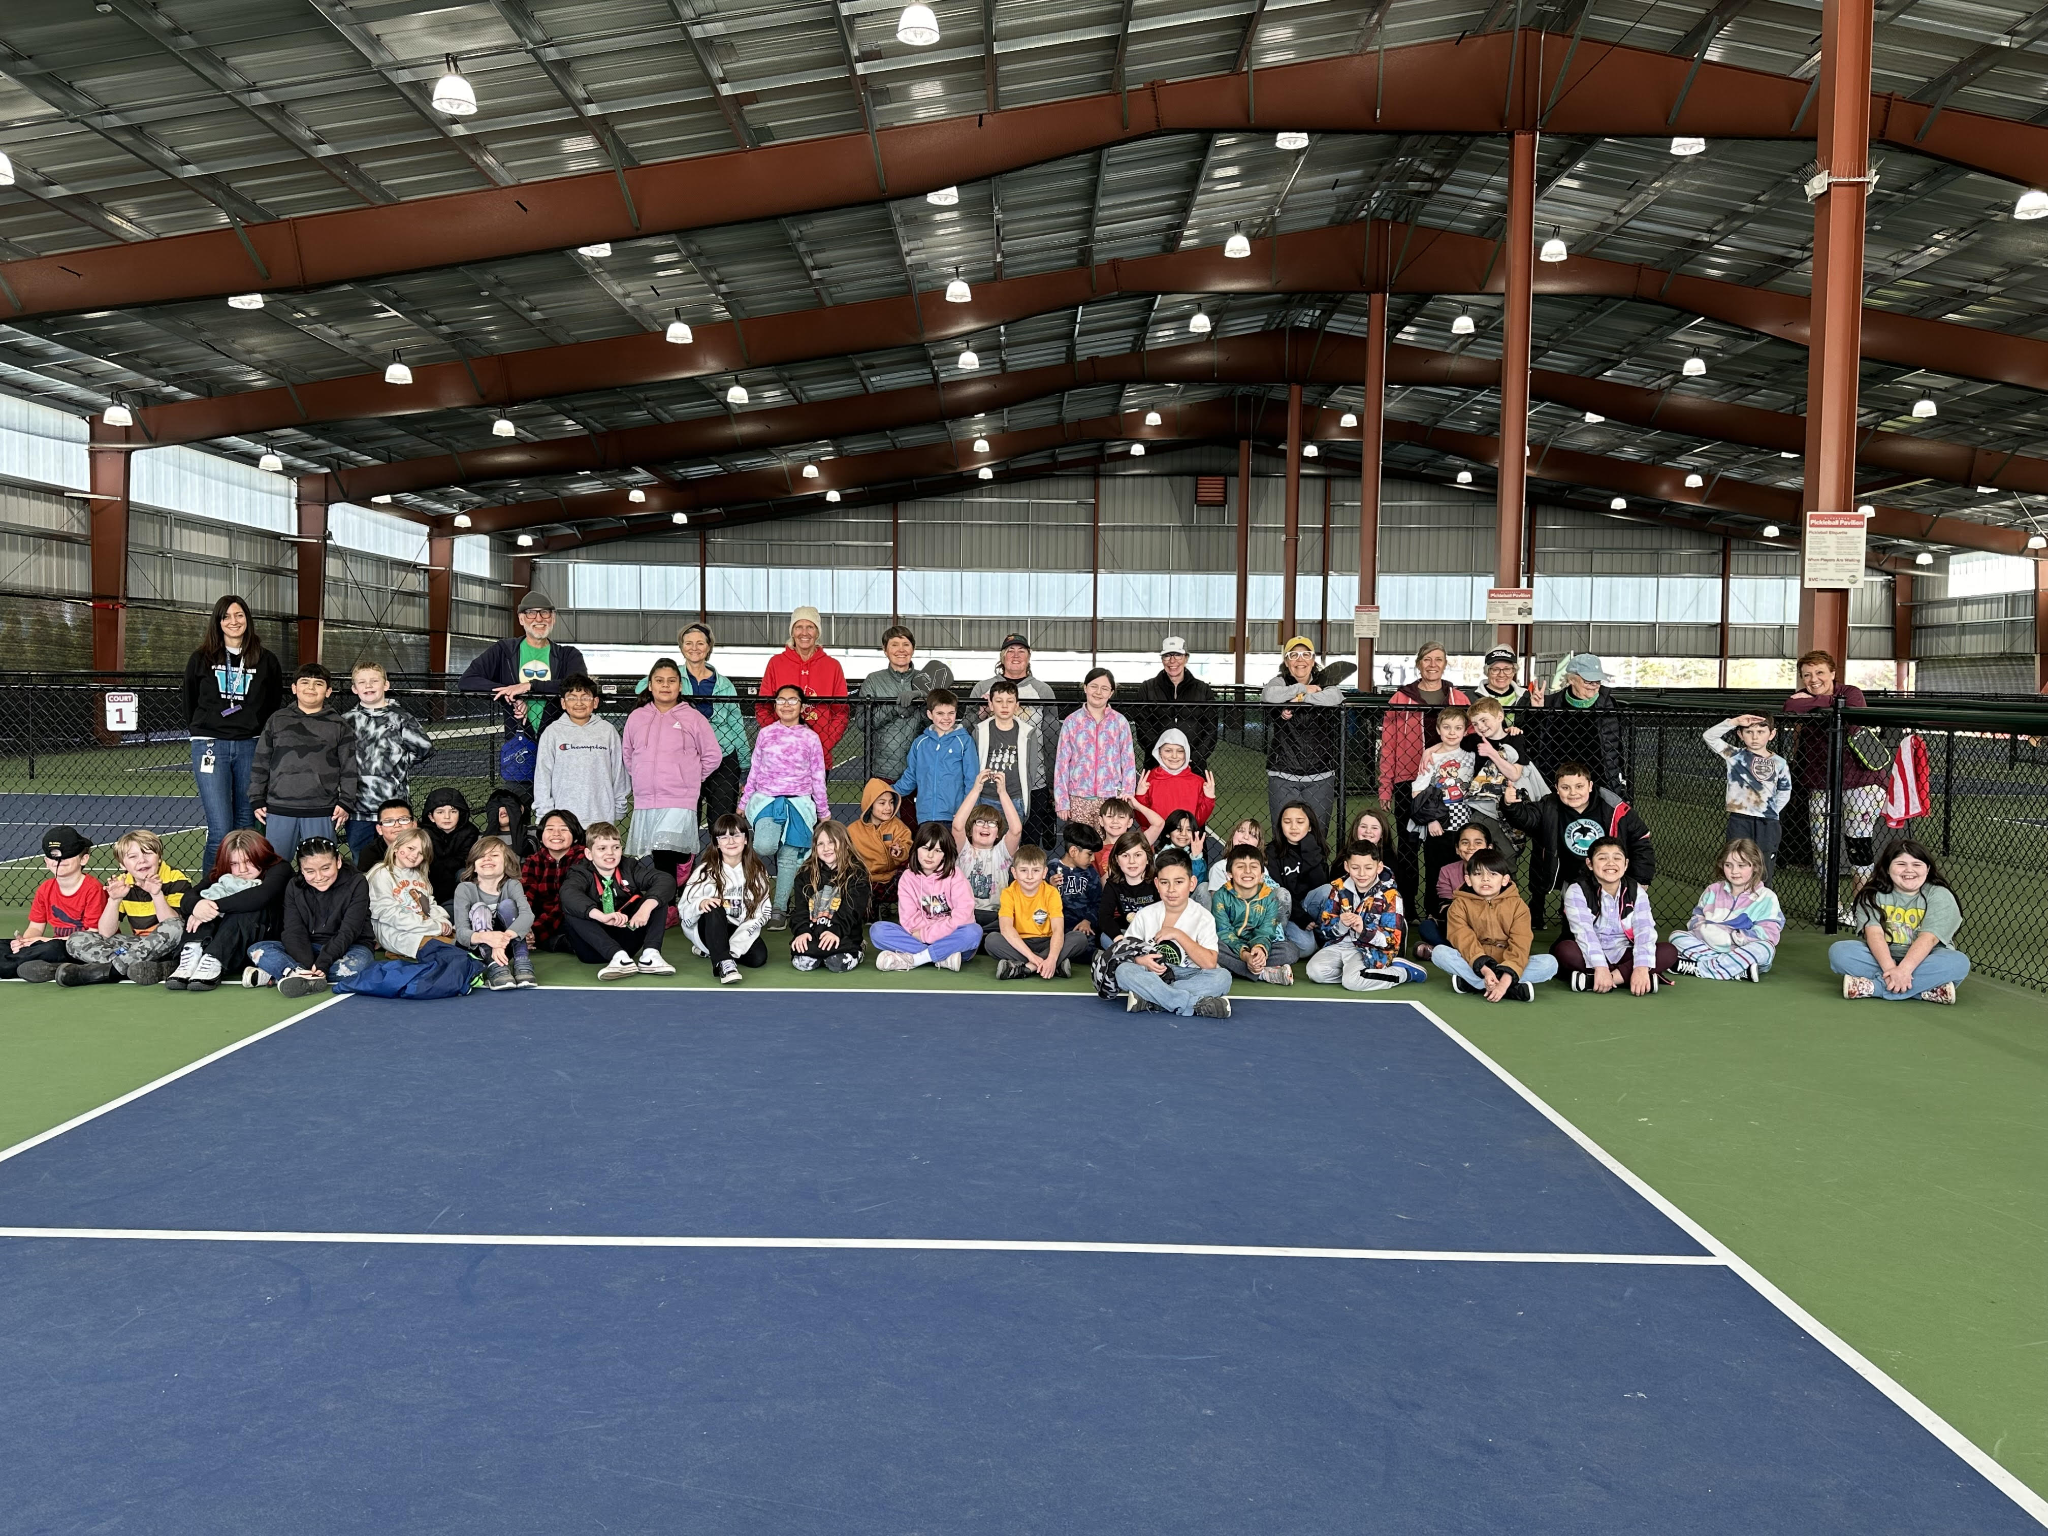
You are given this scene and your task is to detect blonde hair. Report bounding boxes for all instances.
[1720,837,1768,893]
[113,828,164,860]
[350,660,389,681]
[381,826,431,873]
[464,835,514,884]
[1437,706,1468,728]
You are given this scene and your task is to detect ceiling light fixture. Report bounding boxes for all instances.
[453,513,472,529]
[726,382,748,404]
[665,314,693,344]
[258,452,283,473]
[1915,550,1933,565]
[926,185,959,206]
[2028,532,2046,549]
[1911,395,1937,419]
[957,347,979,370]
[1275,130,1310,151]
[896,3,940,46]
[1977,484,1997,493]
[1783,451,1799,458]
[972,437,990,453]
[944,272,971,303]
[102,400,133,428]
[1583,410,1605,424]
[1610,496,1627,510]
[1456,470,1473,485]
[1340,411,1358,428]
[227,293,264,310]
[1763,524,1781,538]
[1857,503,1875,516]
[1682,352,1706,378]
[1129,443,1146,456]
[823,491,839,504]
[516,533,535,547]
[371,494,393,504]
[1684,472,1705,487]
[1225,226,1251,259]
[1670,136,1706,157]
[673,510,691,523]
[1302,443,1319,458]
[576,242,611,259]
[801,463,821,479]
[432,57,478,116]
[1539,229,1568,263]
[491,416,516,438]
[978,466,994,480]
[1144,410,1162,426]
[0,150,13,187]
[628,488,646,503]
[1189,310,1212,334]
[1451,308,1475,336]
[2014,188,2048,220]
[384,352,412,385]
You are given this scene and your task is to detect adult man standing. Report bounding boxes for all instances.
[1535,653,1627,795]
[458,591,589,787]
[757,605,849,768]
[1784,648,1887,911]
[862,624,954,788]
[1130,636,1221,771]
[971,632,1061,849]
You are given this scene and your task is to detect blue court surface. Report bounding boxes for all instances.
[0,991,2039,1535]
[0,791,203,863]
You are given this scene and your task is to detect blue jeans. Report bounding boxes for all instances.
[872,921,983,964]
[1431,947,1559,990]
[263,814,338,863]
[1115,959,1231,1016]
[191,736,257,877]
[1828,941,1971,999]
[751,809,811,913]
[249,939,373,982]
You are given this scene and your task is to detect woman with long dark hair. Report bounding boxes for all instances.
[182,595,285,878]
[164,828,289,993]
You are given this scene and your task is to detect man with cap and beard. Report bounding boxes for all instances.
[971,633,1062,851]
[758,605,849,768]
[458,589,591,786]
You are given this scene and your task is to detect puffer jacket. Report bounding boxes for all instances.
[1264,667,1347,780]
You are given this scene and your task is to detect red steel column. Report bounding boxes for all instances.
[88,446,129,673]
[1090,470,1101,667]
[1282,384,1303,641]
[890,501,901,624]
[426,533,454,675]
[1496,129,1536,649]
[510,554,535,620]
[1318,477,1332,654]
[2033,559,2047,691]
[1797,0,1872,665]
[697,532,709,624]
[1717,535,1733,687]
[1357,291,1386,686]
[1234,437,1252,683]
[295,482,328,665]
[1893,570,1914,693]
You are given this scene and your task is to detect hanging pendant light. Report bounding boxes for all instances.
[1456,470,1473,485]
[384,352,413,385]
[665,314,694,344]
[1684,472,1705,488]
[1340,411,1358,428]
[1763,524,1781,538]
[454,514,473,528]
[896,3,940,46]
[1189,310,1212,335]
[726,382,749,404]
[802,463,821,479]
[1911,395,1937,419]
[258,452,284,473]
[1451,308,1475,336]
[673,510,691,523]
[628,488,647,503]
[1224,226,1251,259]
[371,494,393,504]
[228,293,264,310]
[0,150,14,187]
[2028,533,2046,549]
[972,437,990,453]
[926,186,959,206]
[1682,352,1707,377]
[491,416,516,438]
[1538,229,1568,263]
[2014,188,2048,220]
[1583,410,1605,424]
[516,533,535,547]
[957,347,979,370]
[432,57,478,116]
[1144,410,1162,426]
[1914,550,1933,565]
[1275,130,1309,151]
[1129,443,1146,457]
[1609,496,1627,510]
[824,491,840,504]
[1302,443,1319,458]
[103,400,133,428]
[944,273,972,303]
[576,242,612,259]
[978,466,994,480]
[1669,136,1706,157]
[1856,503,1875,516]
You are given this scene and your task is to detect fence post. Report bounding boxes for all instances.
[1940,727,1955,857]
[1655,720,1666,800]
[1823,693,1846,932]
[1333,699,1349,848]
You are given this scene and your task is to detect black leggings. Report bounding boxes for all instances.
[562,904,670,964]
[697,908,767,968]
[0,937,67,979]
[190,909,271,966]
[700,757,742,827]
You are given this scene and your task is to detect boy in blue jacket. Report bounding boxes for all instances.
[892,688,980,824]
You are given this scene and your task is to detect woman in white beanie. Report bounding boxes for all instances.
[756,605,848,769]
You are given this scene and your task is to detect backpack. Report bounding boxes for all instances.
[334,943,485,1000]
[1091,935,1158,1000]
[499,727,538,783]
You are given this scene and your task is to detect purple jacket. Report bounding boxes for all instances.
[1053,705,1136,811]
[741,722,830,811]
[622,701,723,809]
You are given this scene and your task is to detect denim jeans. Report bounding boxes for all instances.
[249,939,372,982]
[1431,947,1560,990]
[872,921,983,964]
[263,814,338,863]
[1828,940,1971,999]
[191,736,257,877]
[1114,959,1231,1016]
[345,816,385,866]
[751,810,811,913]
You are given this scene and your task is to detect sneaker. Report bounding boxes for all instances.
[1259,966,1294,986]
[242,965,273,988]
[1124,993,1161,1013]
[1842,973,1876,999]
[791,954,821,972]
[993,959,1021,981]
[1569,970,1591,993]
[1414,943,1433,963]
[764,910,789,931]
[938,952,963,972]
[512,963,538,989]
[186,955,223,993]
[875,951,915,972]
[1055,958,1072,979]
[715,960,742,985]
[278,972,329,1000]
[1449,973,1480,996]
[1917,982,1957,1005]
[1508,980,1536,1002]
[125,959,171,987]
[164,942,203,990]
[1192,996,1232,1019]
[1668,957,1701,978]
[57,962,116,987]
[14,960,59,984]
[484,961,517,991]
[598,952,638,980]
[1741,959,1761,983]
[636,950,676,977]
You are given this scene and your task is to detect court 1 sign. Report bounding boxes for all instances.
[1352,605,1381,639]
[103,691,139,733]
[1802,511,1867,588]
[1485,587,1535,626]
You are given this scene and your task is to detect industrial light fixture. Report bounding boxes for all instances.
[1189,310,1212,335]
[258,452,283,473]
[371,494,393,504]
[1583,410,1605,425]
[516,533,535,547]
[1763,524,1781,538]
[1224,226,1251,259]
[944,272,971,303]
[896,3,940,46]
[2014,188,2048,220]
[432,57,478,116]
[1670,136,1706,157]
[2028,532,2047,549]
[1682,352,1707,378]
[102,400,133,428]
[228,293,264,310]
[1977,484,1997,493]
[926,185,959,206]
[628,488,646,503]
[1451,308,1475,336]
[1456,470,1473,485]
[1340,411,1358,428]
[1538,229,1568,263]
[0,150,13,186]
[1275,130,1310,151]
[1610,496,1627,510]
[726,382,749,404]
[957,347,979,370]
[972,437,990,453]
[1302,443,1319,458]
[1129,443,1146,457]
[673,510,691,523]
[491,416,516,438]
[979,466,994,480]
[665,314,694,344]
[823,492,839,504]
[1914,550,1933,565]
[1782,451,1799,458]
[576,242,612,259]
[1911,395,1937,419]
[453,513,473,528]
[384,352,413,385]
[801,463,821,479]
[1857,503,1875,516]
[1144,410,1162,426]
[1684,471,1705,488]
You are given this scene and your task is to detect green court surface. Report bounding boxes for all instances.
[2,916,2042,1499]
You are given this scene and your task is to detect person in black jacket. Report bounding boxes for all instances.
[422,786,478,905]
[1502,760,1655,928]
[1129,637,1221,772]
[165,828,291,992]
[1534,653,1629,795]
[249,664,359,863]
[558,819,680,978]
[245,837,375,997]
[456,590,589,788]
[183,594,286,879]
[1096,830,1159,945]
[1266,800,1330,958]
[787,821,871,973]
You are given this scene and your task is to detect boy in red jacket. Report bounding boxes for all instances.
[1135,728,1216,828]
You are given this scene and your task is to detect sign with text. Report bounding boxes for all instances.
[1802,511,1867,588]
[1485,587,1535,625]
[103,691,139,733]
[1352,605,1381,639]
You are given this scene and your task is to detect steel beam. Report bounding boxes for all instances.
[88,448,128,674]
[1497,131,1535,649]
[2035,558,2048,693]
[1892,569,1913,693]
[11,32,2048,322]
[1282,384,1303,641]
[295,488,329,664]
[1357,291,1386,686]
[1234,437,1252,685]
[426,534,454,674]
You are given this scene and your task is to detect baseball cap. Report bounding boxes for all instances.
[1160,635,1187,656]
[517,589,556,614]
[999,632,1031,651]
[1483,646,1517,667]
[42,825,90,860]
[1565,652,1607,683]
[1281,635,1315,654]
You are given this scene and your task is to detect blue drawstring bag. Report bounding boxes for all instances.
[499,727,538,783]
[334,944,484,1000]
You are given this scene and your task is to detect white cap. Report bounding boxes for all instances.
[1160,635,1188,656]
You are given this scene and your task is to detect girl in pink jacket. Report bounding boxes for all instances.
[872,822,981,971]
[622,659,724,878]
[742,685,833,919]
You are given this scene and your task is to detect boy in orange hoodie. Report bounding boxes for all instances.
[849,778,913,919]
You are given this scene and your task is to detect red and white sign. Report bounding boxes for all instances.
[103,691,139,733]
[1485,587,1535,625]
[1802,511,1866,588]
[1352,605,1382,639]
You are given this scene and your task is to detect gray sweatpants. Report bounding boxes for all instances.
[1218,937,1303,979]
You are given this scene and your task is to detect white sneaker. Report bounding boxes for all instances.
[938,952,963,972]
[598,952,638,980]
[715,960,743,985]
[791,955,821,972]
[168,943,202,983]
[875,951,915,971]
[242,965,272,988]
[636,949,676,977]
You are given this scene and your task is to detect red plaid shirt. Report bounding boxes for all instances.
[519,844,586,947]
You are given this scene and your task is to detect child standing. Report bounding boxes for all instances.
[369,827,456,960]
[1050,822,1104,945]
[894,688,980,825]
[1433,847,1554,1001]
[1266,802,1328,958]
[57,829,195,986]
[342,662,435,865]
[1211,844,1298,985]
[558,821,679,979]
[1409,707,1476,899]
[250,662,359,862]
[520,809,586,954]
[742,684,832,923]
[681,815,776,983]
[953,781,1021,932]
[246,836,374,997]
[453,835,537,990]
[1305,841,1422,992]
[873,823,982,971]
[973,679,1044,845]
[1670,838,1784,982]
[422,787,478,906]
[1704,714,1792,877]
[1135,729,1216,829]
[621,659,724,882]
[1111,849,1232,1018]
[1095,831,1159,946]
[3,826,106,982]
[535,675,629,836]
[788,821,870,974]
[1503,763,1655,929]
[1463,699,1543,848]
[989,845,1087,980]
[1829,839,1970,1003]
[850,779,913,919]
[1555,837,1677,994]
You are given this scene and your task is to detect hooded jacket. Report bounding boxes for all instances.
[249,703,360,819]
[1129,667,1220,770]
[849,778,913,887]
[458,634,590,740]
[861,658,955,783]
[1504,785,1655,899]
[342,699,435,808]
[422,787,478,905]
[1537,685,1628,794]
[1136,728,1215,826]
[183,645,285,741]
[1263,666,1347,780]
[280,865,373,971]
[894,724,980,823]
[622,698,723,809]
[756,646,849,765]
[482,788,533,860]
[1445,884,1535,979]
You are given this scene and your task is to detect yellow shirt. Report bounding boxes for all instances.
[1000,880,1062,940]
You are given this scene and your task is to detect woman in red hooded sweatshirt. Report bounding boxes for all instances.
[756,605,848,768]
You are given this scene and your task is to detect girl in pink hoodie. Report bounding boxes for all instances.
[872,822,981,971]
[622,659,724,879]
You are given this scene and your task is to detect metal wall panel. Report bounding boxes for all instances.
[0,481,87,538]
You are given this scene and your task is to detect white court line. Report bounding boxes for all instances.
[0,992,349,1169]
[0,1228,1721,1265]
[1405,998,2048,1529]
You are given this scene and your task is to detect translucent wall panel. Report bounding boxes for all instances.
[0,394,88,492]
[329,502,429,563]
[132,445,292,533]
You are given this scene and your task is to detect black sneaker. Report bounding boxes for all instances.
[993,959,1021,981]
[278,973,329,1000]
[1449,974,1480,996]
[1668,957,1701,978]
[1569,970,1590,993]
[125,959,171,987]
[1509,980,1536,1002]
[14,960,59,984]
[1192,996,1232,1019]
[1055,958,1072,979]
[1741,958,1761,982]
[58,962,116,987]
[715,960,743,985]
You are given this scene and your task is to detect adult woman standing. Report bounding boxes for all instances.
[1262,637,1347,838]
[622,658,724,882]
[679,623,751,826]
[182,594,284,879]
[1377,640,1469,914]
[1051,667,1136,832]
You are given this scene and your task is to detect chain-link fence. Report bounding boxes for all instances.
[3,674,2042,991]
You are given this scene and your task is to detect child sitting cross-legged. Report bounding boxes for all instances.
[520,809,585,955]
[558,820,678,980]
[1305,840,1424,992]
[1432,847,1554,1002]
[1049,821,1104,945]
[369,827,457,960]
[1414,823,1497,962]
[1829,839,1970,1004]
[988,845,1089,980]
[4,826,107,982]
[1111,848,1232,1018]
[1266,803,1327,959]
[246,835,374,997]
[681,815,775,984]
[1095,830,1159,947]
[1211,843,1298,986]
[953,778,1021,932]
[1554,836,1678,995]
[1669,837,1783,982]
[453,835,537,990]
[850,780,913,920]
[166,828,289,992]
[872,822,982,972]
[787,820,870,974]
[58,828,195,986]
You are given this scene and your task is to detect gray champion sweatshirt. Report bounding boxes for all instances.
[534,714,629,830]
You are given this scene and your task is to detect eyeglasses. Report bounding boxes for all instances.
[378,815,414,828]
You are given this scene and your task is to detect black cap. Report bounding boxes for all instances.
[999,632,1031,651]
[1483,646,1517,667]
[42,825,90,859]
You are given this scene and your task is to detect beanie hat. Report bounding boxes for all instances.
[789,605,823,638]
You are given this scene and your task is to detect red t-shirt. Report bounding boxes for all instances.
[30,875,109,936]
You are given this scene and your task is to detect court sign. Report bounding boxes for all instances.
[102,691,139,733]
[1802,510,1866,588]
[1352,605,1381,639]
[1485,587,1535,625]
